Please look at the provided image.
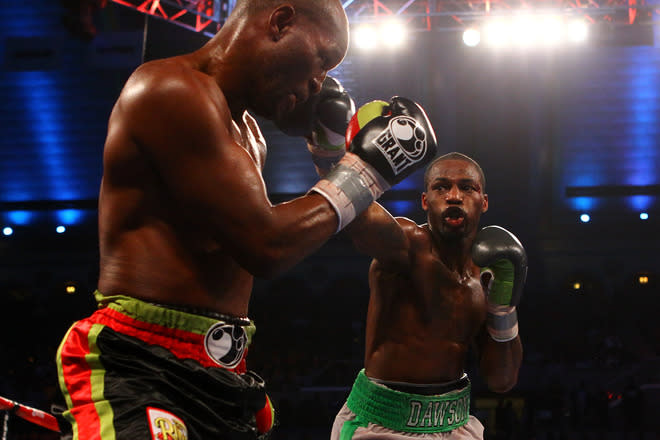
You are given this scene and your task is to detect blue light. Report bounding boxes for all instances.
[20,71,77,201]
[56,209,84,225]
[640,212,649,220]
[6,211,34,225]
[569,196,598,212]
[580,213,591,223]
[2,227,13,236]
[383,200,417,217]
[629,195,652,211]
[624,47,658,212]
[56,225,66,234]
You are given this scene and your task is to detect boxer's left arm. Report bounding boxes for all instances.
[302,91,437,265]
[344,203,411,268]
[471,225,526,393]
[475,323,522,393]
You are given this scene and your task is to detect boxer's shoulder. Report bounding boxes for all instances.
[115,62,231,144]
[122,58,224,112]
[398,219,432,249]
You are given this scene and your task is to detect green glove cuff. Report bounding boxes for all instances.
[481,259,515,305]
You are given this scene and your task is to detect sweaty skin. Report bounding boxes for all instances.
[348,158,522,392]
[97,1,349,317]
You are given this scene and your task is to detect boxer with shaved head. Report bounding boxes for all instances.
[54,2,354,439]
[329,152,527,440]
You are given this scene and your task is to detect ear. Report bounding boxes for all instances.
[268,5,296,41]
[482,193,489,213]
[421,192,429,211]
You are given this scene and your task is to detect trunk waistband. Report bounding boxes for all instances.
[91,290,255,371]
[346,369,471,433]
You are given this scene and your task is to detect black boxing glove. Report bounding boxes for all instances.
[471,225,528,342]
[345,97,438,184]
[310,97,438,231]
[305,77,356,176]
[275,76,354,134]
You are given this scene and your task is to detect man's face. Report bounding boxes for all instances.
[252,7,348,126]
[422,159,488,241]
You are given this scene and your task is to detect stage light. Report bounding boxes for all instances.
[511,15,537,47]
[354,24,378,50]
[566,20,588,43]
[56,209,83,225]
[572,281,582,291]
[56,225,66,234]
[2,227,13,236]
[380,19,407,49]
[7,211,33,226]
[640,212,649,220]
[580,213,591,223]
[483,20,509,47]
[537,15,563,46]
[462,28,481,47]
[637,275,649,285]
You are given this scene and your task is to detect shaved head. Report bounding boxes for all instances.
[423,152,486,192]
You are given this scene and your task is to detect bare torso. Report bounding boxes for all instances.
[364,223,488,384]
[97,56,267,317]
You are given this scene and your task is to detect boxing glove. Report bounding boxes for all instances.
[274,75,354,134]
[305,77,356,176]
[471,225,528,342]
[310,97,438,231]
[346,96,438,184]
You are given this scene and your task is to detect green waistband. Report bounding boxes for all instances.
[346,369,471,433]
[93,290,256,344]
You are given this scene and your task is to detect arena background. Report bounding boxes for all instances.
[0,0,658,438]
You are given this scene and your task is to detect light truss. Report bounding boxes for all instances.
[111,0,233,36]
[109,0,657,35]
[343,0,658,30]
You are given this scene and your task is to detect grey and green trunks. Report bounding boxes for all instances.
[340,369,472,438]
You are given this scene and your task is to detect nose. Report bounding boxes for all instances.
[446,186,463,204]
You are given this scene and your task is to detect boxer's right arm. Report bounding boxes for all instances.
[118,68,339,278]
[344,203,411,268]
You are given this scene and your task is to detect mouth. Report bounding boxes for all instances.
[442,207,467,227]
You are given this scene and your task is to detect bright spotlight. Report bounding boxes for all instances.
[381,20,407,49]
[463,28,481,47]
[640,212,649,220]
[566,20,588,43]
[354,24,379,50]
[56,225,66,234]
[572,282,582,291]
[483,20,510,47]
[537,15,563,45]
[580,213,591,223]
[2,226,13,236]
[511,15,537,47]
[637,275,649,285]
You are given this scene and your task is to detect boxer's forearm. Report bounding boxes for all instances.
[226,193,338,278]
[478,330,523,393]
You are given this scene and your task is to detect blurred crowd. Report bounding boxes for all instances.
[1,268,658,440]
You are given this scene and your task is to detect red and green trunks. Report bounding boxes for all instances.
[55,291,274,440]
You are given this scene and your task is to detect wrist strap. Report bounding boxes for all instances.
[487,304,518,342]
[310,152,390,232]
